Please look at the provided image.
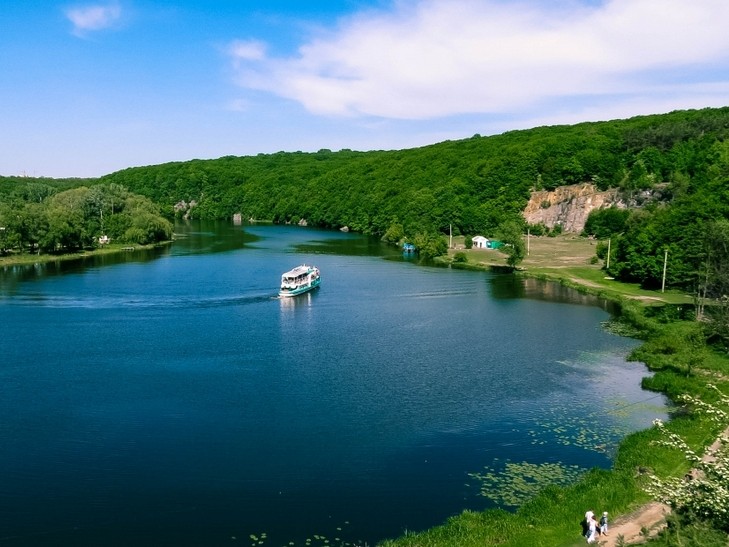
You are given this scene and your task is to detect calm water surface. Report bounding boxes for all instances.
[0,222,668,546]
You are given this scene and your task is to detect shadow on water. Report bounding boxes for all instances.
[293,236,402,258]
[172,219,260,256]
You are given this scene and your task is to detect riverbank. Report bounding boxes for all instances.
[381,237,728,546]
[445,234,692,306]
[0,241,171,269]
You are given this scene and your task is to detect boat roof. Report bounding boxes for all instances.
[281,264,316,277]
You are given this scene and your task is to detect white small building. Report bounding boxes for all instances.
[472,235,490,249]
[99,235,110,245]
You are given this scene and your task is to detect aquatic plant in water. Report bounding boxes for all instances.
[469,394,664,507]
[601,318,643,338]
[468,460,585,507]
[246,521,362,547]
[527,397,663,455]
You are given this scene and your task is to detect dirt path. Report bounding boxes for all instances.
[592,426,729,546]
[595,502,670,546]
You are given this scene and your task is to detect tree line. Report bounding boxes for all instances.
[92,108,729,239]
[0,183,173,255]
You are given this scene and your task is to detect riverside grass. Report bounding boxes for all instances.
[380,239,729,547]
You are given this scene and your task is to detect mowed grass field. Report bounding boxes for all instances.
[448,235,693,305]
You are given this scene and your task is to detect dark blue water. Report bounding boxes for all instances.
[0,222,667,546]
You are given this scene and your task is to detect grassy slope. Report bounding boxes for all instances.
[450,235,692,305]
[379,237,727,547]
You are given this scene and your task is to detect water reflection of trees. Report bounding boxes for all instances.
[0,247,169,295]
[172,219,259,256]
[489,275,615,311]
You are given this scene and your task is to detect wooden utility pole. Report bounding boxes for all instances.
[527,228,530,256]
[661,248,668,293]
[606,239,611,269]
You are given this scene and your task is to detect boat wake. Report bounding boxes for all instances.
[7,293,278,310]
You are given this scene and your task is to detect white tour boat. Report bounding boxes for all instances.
[279,264,321,297]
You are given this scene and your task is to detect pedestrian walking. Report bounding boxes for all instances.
[600,511,608,536]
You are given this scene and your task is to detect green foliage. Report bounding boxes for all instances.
[697,219,729,351]
[683,325,707,377]
[452,251,468,264]
[595,240,609,260]
[382,222,405,244]
[609,126,729,292]
[644,387,729,533]
[497,220,526,268]
[584,207,631,239]
[0,184,171,254]
[527,222,548,236]
[125,212,173,245]
[649,513,729,546]
[629,321,714,386]
[412,232,448,260]
[649,515,729,546]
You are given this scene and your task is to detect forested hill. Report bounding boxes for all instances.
[2,106,729,295]
[96,107,729,240]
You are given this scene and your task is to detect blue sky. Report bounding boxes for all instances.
[2,0,729,178]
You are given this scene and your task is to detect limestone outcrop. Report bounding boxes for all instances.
[522,183,624,234]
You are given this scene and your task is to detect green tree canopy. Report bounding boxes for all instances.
[497,220,526,268]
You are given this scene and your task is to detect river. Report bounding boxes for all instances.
[0,221,668,546]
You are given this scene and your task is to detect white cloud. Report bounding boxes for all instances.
[228,40,267,62]
[228,0,729,120]
[66,2,122,36]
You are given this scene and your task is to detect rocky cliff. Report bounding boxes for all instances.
[522,183,624,233]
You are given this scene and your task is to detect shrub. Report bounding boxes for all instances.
[453,252,468,264]
[596,241,609,260]
[528,223,548,236]
[644,387,729,533]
